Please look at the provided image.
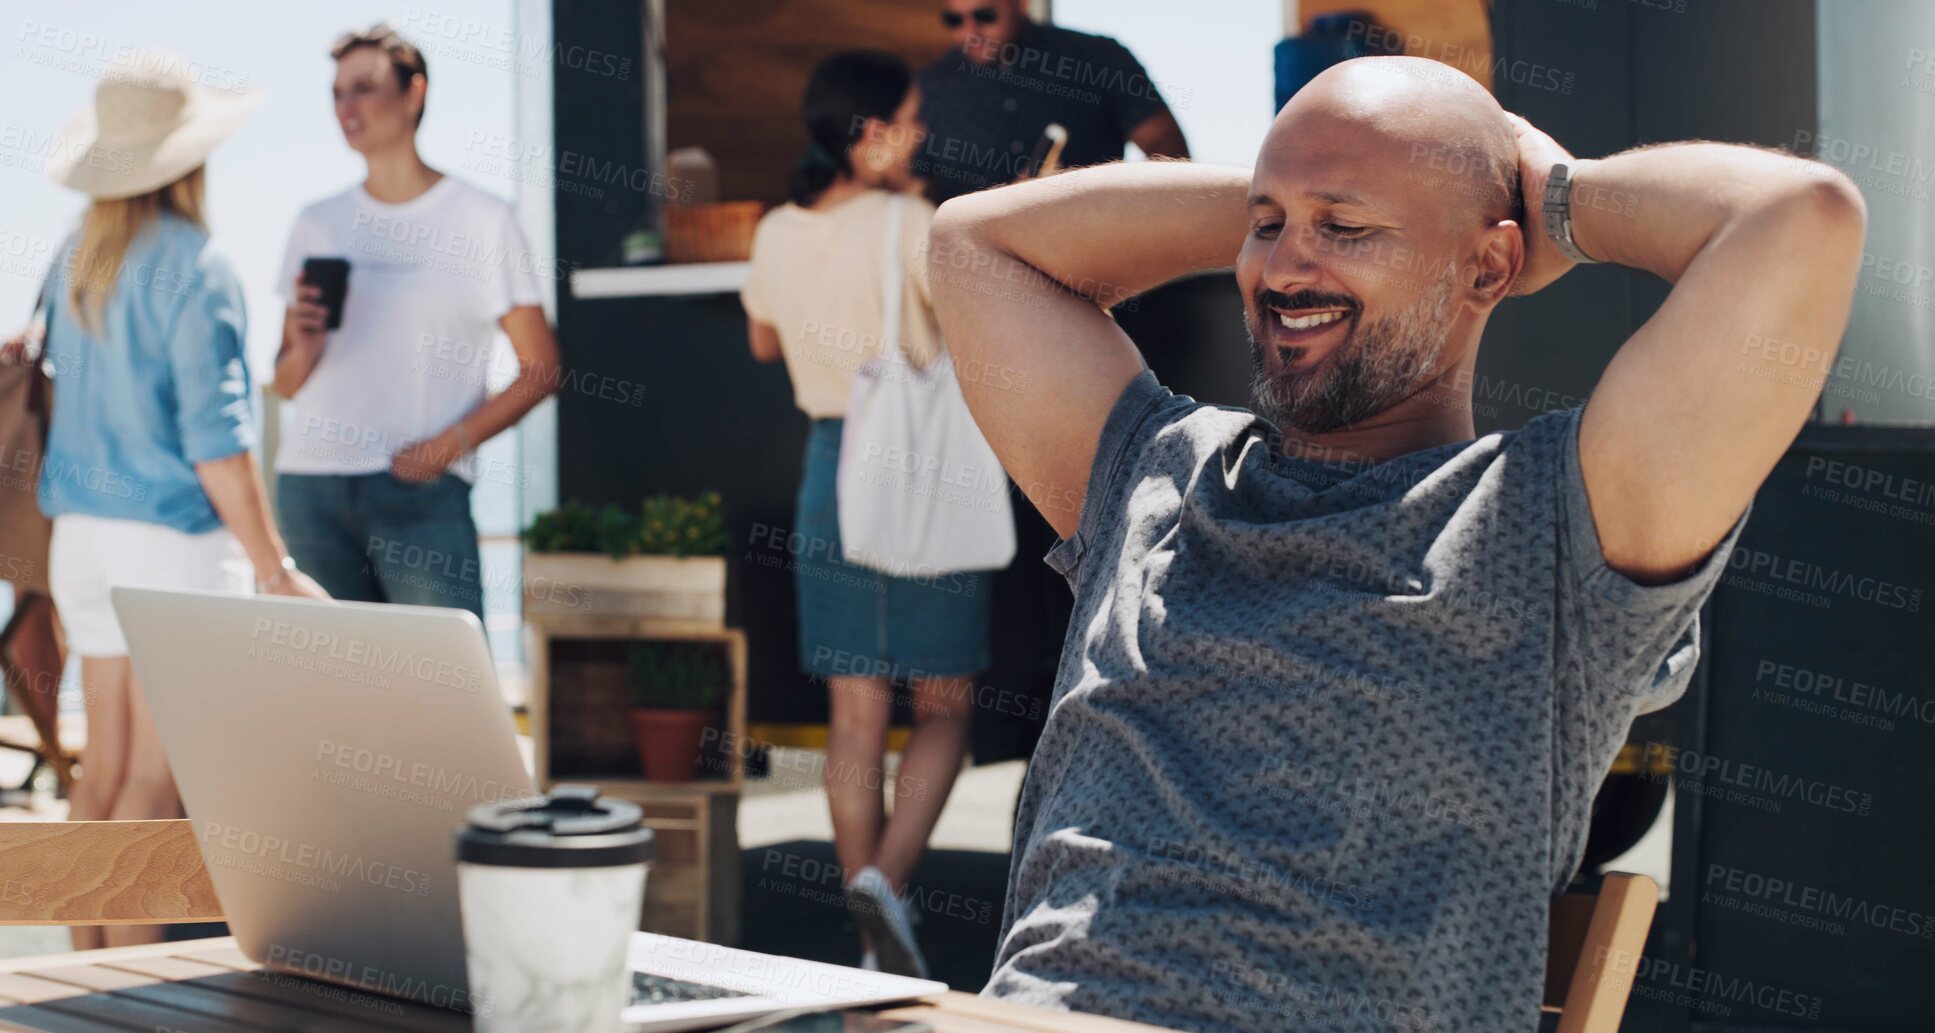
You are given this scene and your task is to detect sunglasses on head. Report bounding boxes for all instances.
[941,7,1000,29]
[330,20,400,59]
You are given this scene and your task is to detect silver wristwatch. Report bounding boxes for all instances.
[257,555,298,593]
[1541,162,1598,264]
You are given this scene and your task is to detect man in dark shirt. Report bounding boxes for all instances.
[917,0,1188,202]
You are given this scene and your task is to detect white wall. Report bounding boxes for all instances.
[1050,0,1284,170]
[1818,0,1935,425]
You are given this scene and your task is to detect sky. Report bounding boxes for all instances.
[0,0,530,369]
[1057,0,1282,169]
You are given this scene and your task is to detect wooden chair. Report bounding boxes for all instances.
[0,819,219,926]
[1543,872,1659,1033]
[0,600,76,795]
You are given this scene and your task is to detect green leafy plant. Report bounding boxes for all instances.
[628,641,729,711]
[637,493,731,557]
[522,492,728,560]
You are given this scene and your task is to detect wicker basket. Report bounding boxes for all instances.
[664,201,763,263]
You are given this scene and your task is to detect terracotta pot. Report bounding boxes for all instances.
[628,708,713,782]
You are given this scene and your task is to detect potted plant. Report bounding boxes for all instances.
[627,641,728,782]
[521,492,730,621]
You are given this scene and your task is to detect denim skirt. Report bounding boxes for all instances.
[793,419,992,679]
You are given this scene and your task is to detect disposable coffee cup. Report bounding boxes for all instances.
[456,785,653,1033]
[300,256,350,330]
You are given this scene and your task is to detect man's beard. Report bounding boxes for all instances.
[1245,266,1457,434]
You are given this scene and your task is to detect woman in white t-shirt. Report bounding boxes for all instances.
[741,50,998,981]
[271,24,558,618]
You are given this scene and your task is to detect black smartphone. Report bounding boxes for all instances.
[301,256,351,330]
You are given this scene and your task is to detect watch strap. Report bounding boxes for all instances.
[1541,162,1599,265]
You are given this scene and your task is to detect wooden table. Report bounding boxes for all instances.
[0,938,1178,1032]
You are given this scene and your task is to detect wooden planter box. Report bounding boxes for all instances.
[523,553,725,623]
[525,620,748,944]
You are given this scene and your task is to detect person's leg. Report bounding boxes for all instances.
[67,655,130,951]
[101,668,176,948]
[276,474,384,603]
[790,418,900,960]
[869,674,974,890]
[868,559,991,891]
[360,474,484,620]
[825,675,894,880]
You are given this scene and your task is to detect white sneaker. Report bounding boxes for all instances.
[844,866,929,979]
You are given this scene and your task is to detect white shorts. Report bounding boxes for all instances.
[50,513,251,657]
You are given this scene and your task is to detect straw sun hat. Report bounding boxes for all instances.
[45,49,260,200]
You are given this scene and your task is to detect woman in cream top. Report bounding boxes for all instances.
[740,50,996,982]
[743,188,942,416]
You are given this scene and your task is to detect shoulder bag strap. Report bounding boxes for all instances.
[21,264,52,418]
[878,193,906,365]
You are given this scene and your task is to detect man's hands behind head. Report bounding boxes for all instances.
[1505,113,1580,296]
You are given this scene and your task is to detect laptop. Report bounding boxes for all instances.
[113,588,947,1032]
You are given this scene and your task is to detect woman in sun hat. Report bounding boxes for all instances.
[34,48,328,950]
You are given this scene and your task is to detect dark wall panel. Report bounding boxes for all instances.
[1481,0,1642,435]
[1696,430,1935,1032]
[551,0,650,274]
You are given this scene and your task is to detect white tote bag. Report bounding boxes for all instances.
[836,195,1016,576]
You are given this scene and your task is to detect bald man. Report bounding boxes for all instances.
[929,57,1865,1031]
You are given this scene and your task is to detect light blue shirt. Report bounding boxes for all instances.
[38,213,255,533]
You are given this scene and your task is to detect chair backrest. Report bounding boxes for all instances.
[0,597,76,792]
[0,819,221,925]
[1543,872,1659,1033]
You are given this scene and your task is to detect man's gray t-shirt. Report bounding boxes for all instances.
[982,371,1742,1032]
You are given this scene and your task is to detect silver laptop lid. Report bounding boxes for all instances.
[113,588,535,1008]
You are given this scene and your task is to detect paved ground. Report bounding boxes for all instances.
[737,750,1023,990]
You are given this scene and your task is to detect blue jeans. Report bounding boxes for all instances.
[276,472,484,620]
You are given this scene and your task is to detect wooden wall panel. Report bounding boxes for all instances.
[665,0,952,206]
[1300,0,1495,92]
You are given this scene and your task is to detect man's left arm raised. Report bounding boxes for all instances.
[1514,123,1868,583]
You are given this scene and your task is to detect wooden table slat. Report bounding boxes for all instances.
[107,957,413,1031]
[162,969,469,1033]
[108,977,379,1033]
[884,991,1178,1033]
[873,1004,1037,1033]
[104,956,238,982]
[21,979,265,1033]
[179,948,259,972]
[26,958,347,1032]
[0,975,93,1007]
[0,939,214,976]
[0,936,1185,1033]
[0,1003,141,1033]
[16,965,155,994]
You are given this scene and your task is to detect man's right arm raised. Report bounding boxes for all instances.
[927,162,1252,539]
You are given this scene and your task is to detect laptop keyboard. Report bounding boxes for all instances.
[630,970,756,1005]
